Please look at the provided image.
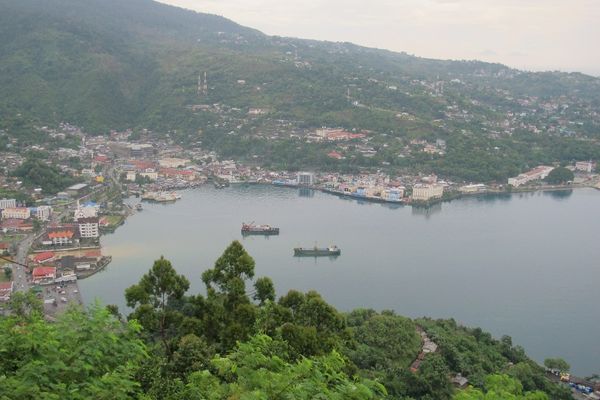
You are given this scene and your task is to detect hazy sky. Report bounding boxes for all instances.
[159,0,600,76]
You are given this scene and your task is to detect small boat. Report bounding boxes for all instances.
[241,222,279,235]
[135,203,143,211]
[294,245,341,257]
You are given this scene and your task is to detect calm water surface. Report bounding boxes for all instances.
[80,186,600,375]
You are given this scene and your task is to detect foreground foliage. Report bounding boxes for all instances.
[0,241,575,399]
[0,304,146,399]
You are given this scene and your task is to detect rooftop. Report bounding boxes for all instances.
[67,183,88,191]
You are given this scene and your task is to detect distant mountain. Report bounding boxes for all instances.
[1,0,599,180]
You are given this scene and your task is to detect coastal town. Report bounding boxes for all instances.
[0,123,599,319]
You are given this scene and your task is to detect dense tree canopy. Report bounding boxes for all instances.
[12,159,80,194]
[0,242,578,399]
[545,167,574,184]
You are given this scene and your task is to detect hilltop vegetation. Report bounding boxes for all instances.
[1,0,600,181]
[13,158,80,194]
[0,242,572,399]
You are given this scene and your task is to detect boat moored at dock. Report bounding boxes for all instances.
[294,245,341,257]
[141,191,182,202]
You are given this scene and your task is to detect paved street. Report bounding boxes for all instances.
[11,234,35,293]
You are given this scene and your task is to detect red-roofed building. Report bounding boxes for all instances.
[130,160,156,171]
[327,151,344,160]
[84,249,102,258]
[32,266,56,283]
[0,281,14,301]
[32,251,55,264]
[93,154,109,163]
[0,219,33,232]
[43,227,77,246]
[317,128,367,141]
[0,243,9,255]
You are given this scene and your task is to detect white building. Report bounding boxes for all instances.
[508,166,554,187]
[575,161,594,173]
[125,171,137,181]
[45,229,76,246]
[248,108,267,115]
[74,203,98,221]
[382,187,405,201]
[0,199,17,209]
[412,184,444,201]
[81,168,96,177]
[459,184,487,194]
[139,169,158,181]
[1,207,31,220]
[296,172,315,186]
[35,205,52,221]
[78,217,99,238]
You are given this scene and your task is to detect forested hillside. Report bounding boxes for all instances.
[1,0,600,181]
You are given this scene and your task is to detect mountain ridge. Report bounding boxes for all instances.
[1,0,599,181]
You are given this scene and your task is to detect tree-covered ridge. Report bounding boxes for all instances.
[0,241,575,399]
[12,158,81,194]
[1,0,600,182]
[0,295,146,399]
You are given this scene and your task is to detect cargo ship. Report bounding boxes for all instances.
[241,222,280,235]
[293,245,341,257]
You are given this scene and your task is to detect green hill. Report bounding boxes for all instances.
[1,0,600,181]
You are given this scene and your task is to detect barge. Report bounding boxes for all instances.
[294,245,341,257]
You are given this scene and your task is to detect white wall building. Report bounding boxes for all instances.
[507,166,554,187]
[78,218,99,238]
[459,184,487,193]
[45,230,76,246]
[125,171,137,181]
[412,184,444,201]
[74,205,98,221]
[35,205,52,221]
[1,207,31,220]
[297,172,315,186]
[575,161,594,173]
[0,199,17,209]
[139,169,158,181]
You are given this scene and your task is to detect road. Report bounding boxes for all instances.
[10,234,35,293]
